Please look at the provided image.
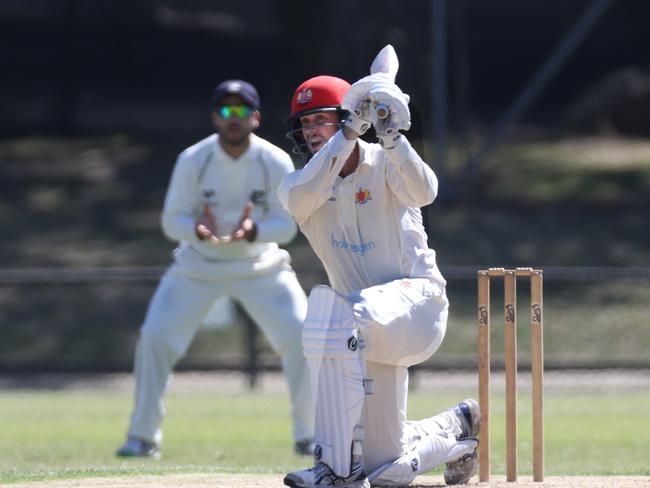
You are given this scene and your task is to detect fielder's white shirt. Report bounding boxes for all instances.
[163,133,298,277]
[278,131,446,295]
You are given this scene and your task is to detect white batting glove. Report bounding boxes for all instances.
[342,74,387,135]
[342,73,387,111]
[367,82,411,149]
[344,98,372,135]
[374,118,402,149]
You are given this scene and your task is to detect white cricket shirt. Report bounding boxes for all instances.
[162,133,298,273]
[278,131,446,295]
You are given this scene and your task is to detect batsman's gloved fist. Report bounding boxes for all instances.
[342,73,388,135]
[367,82,411,149]
[343,98,372,135]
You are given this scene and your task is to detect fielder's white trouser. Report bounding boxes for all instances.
[127,263,313,444]
[346,277,473,476]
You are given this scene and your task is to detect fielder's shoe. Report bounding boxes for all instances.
[294,438,316,456]
[284,461,370,488]
[115,436,160,459]
[444,399,481,485]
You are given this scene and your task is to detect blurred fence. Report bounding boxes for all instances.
[1,265,649,387]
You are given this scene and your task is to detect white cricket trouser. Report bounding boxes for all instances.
[347,277,451,473]
[127,263,313,444]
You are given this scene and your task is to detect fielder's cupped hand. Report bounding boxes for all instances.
[227,201,257,242]
[196,202,257,245]
[196,203,221,245]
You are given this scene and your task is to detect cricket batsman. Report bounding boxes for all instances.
[279,46,480,487]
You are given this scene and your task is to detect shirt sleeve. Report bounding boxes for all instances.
[278,130,356,225]
[254,149,299,244]
[161,152,202,245]
[384,135,439,207]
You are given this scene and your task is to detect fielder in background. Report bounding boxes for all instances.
[279,46,479,488]
[116,80,315,459]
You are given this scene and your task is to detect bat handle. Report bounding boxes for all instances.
[375,103,389,119]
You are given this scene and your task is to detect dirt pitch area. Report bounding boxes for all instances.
[8,473,650,488]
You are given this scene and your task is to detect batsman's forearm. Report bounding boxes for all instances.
[278,131,354,224]
[385,136,438,206]
[342,125,362,140]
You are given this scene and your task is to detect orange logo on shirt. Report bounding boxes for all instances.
[355,188,372,205]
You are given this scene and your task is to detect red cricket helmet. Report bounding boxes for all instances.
[290,76,351,119]
[286,76,351,159]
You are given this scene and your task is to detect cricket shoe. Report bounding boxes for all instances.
[115,436,160,459]
[451,398,481,439]
[283,466,314,488]
[443,443,478,485]
[294,438,316,456]
[444,399,480,485]
[284,461,370,488]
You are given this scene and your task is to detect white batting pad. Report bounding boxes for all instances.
[302,285,367,477]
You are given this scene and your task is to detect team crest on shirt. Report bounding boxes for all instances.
[296,88,313,105]
[355,188,372,205]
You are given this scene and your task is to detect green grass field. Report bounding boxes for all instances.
[1,385,649,484]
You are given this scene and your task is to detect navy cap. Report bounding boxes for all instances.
[211,80,260,110]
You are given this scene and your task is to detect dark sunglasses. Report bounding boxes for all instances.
[217,105,253,119]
